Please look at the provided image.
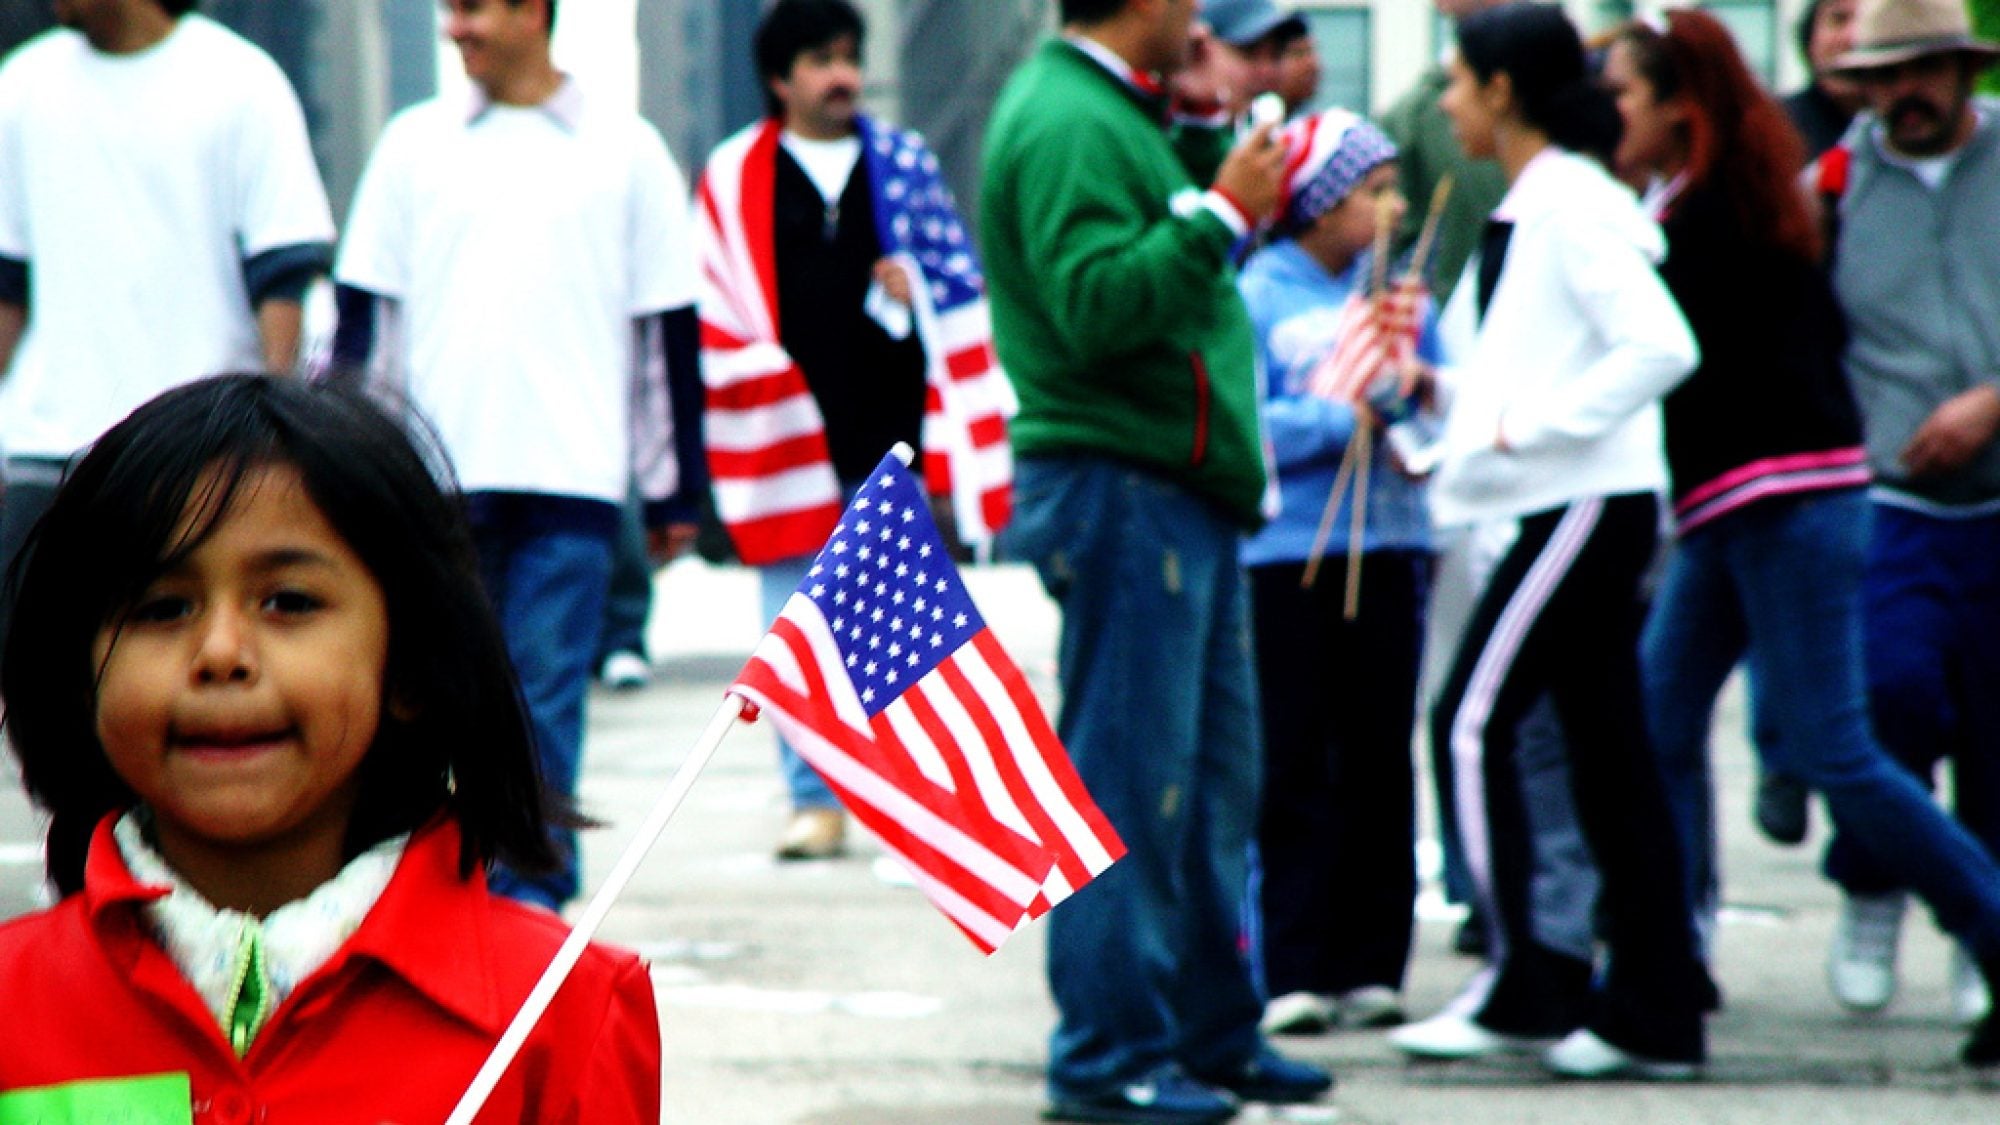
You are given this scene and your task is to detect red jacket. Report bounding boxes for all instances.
[0,816,660,1124]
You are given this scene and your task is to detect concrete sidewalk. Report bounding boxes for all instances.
[573,559,1998,1123]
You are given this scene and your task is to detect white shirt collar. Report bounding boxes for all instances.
[466,73,585,131]
[1065,34,1163,97]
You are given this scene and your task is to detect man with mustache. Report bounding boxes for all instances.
[696,0,1011,863]
[1816,0,2000,1028]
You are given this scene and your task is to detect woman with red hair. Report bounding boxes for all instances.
[1606,9,2000,1066]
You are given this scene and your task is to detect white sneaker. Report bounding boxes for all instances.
[1827,891,1906,1013]
[1387,1012,1554,1060]
[599,650,652,691]
[1544,1029,1699,1081]
[1335,985,1405,1029]
[1261,991,1338,1035]
[1951,944,1992,1028]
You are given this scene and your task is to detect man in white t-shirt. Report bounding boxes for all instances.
[333,0,706,912]
[0,0,334,636]
[697,0,1016,863]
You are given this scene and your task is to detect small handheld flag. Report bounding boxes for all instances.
[730,448,1124,954]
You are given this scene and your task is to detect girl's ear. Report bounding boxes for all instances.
[1482,70,1517,119]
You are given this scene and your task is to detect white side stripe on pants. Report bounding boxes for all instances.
[1448,498,1604,968]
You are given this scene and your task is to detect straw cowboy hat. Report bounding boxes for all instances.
[1830,0,2000,71]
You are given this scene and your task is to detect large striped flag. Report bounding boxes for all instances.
[1305,276,1427,406]
[730,452,1124,953]
[696,117,1013,567]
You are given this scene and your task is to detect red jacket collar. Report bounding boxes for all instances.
[80,813,511,1037]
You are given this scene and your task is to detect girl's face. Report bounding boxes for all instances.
[1439,55,1505,159]
[92,462,389,869]
[1604,39,1688,179]
[1304,163,1407,268]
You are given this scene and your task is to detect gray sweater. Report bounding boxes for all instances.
[1832,100,2000,506]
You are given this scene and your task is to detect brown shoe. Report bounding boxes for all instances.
[775,808,845,860]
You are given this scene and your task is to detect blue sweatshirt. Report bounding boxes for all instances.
[1239,240,1438,568]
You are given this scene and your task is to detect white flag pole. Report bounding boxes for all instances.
[444,692,752,1125]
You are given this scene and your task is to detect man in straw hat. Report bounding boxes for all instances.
[1813,0,2000,1040]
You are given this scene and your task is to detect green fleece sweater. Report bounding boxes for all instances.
[979,39,1267,528]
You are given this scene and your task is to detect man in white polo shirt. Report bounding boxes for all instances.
[0,0,334,640]
[333,0,706,910]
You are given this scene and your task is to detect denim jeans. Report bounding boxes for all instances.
[596,487,653,665]
[1004,455,1265,1094]
[467,493,617,910]
[760,552,841,811]
[1643,489,2000,961]
[1826,502,2000,895]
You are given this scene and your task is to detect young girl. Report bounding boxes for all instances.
[1385,3,1709,1078]
[1237,108,1439,1035]
[0,375,660,1119]
[1607,11,2000,1062]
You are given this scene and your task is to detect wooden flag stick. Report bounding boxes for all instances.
[1369,191,1397,297]
[444,694,752,1125]
[1404,174,1455,286]
[1343,423,1373,621]
[1300,435,1361,590]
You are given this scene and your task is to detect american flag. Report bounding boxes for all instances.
[730,452,1124,953]
[1305,277,1427,405]
[696,118,1013,567]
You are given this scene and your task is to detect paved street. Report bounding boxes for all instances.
[3,559,1997,1122]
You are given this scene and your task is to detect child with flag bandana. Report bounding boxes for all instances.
[1238,109,1442,1037]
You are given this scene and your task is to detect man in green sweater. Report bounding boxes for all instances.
[981,1,1331,1121]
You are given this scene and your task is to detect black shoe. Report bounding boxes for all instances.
[1963,1011,2000,1066]
[1190,1046,1333,1105]
[1754,771,1810,846]
[1454,910,1490,957]
[1045,1064,1239,1124]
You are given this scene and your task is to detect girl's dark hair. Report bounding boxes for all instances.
[159,0,199,16]
[1616,11,1822,262]
[2,374,571,895]
[1457,3,1624,163]
[754,0,865,118]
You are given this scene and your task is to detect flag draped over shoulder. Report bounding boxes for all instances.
[730,453,1122,953]
[1305,276,1427,406]
[695,118,1014,567]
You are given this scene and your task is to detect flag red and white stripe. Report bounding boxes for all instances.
[1305,280,1426,405]
[730,454,1123,952]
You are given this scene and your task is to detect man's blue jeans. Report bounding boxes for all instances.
[760,552,841,811]
[1643,488,2000,960]
[1002,455,1264,1094]
[468,493,617,910]
[1826,502,2000,895]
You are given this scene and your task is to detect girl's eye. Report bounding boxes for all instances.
[263,590,324,615]
[127,595,192,625]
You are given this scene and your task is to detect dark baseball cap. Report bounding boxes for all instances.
[1202,0,1302,47]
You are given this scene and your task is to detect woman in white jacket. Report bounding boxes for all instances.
[1386,3,1710,1079]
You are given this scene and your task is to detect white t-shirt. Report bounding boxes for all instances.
[781,131,863,203]
[336,83,697,504]
[0,16,335,459]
